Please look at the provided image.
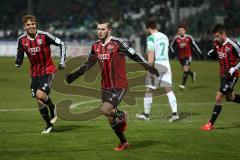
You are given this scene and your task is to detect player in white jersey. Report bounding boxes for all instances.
[136,20,179,122]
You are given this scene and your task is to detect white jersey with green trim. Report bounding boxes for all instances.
[147,32,170,68]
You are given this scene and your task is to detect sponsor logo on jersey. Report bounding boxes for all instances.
[218,51,226,59]
[180,42,187,48]
[128,47,136,55]
[28,47,41,55]
[98,54,110,60]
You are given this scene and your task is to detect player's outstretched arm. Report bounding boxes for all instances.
[44,31,66,70]
[66,56,97,84]
[125,49,159,77]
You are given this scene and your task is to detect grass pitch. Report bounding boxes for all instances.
[0,57,240,160]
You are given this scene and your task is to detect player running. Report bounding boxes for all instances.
[66,19,159,151]
[201,24,240,131]
[136,20,178,122]
[170,26,202,90]
[15,15,66,133]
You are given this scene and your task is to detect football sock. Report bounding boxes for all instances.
[111,124,127,143]
[166,91,177,113]
[182,71,188,85]
[144,92,152,114]
[113,109,125,125]
[209,104,222,125]
[39,106,52,127]
[188,70,193,77]
[233,94,240,103]
[44,96,55,118]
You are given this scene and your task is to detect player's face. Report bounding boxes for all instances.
[214,32,226,44]
[146,28,152,34]
[24,20,37,37]
[97,23,111,41]
[178,28,186,36]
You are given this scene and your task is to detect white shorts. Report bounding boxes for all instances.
[146,64,172,89]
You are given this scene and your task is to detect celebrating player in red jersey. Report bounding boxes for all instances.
[66,19,159,151]
[201,24,240,131]
[170,26,202,90]
[15,15,66,133]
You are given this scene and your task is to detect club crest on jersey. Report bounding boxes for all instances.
[225,47,230,53]
[107,45,114,50]
[98,54,110,60]
[37,39,42,45]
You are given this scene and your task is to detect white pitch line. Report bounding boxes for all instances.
[0,102,214,112]
[0,108,36,112]
[70,99,101,108]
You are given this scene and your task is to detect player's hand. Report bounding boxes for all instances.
[229,67,236,76]
[58,63,66,70]
[65,73,79,84]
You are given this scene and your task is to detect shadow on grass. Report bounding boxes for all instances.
[188,85,209,89]
[0,78,8,82]
[217,123,240,130]
[53,124,94,133]
[129,140,162,150]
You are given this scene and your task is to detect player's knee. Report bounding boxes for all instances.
[36,90,46,101]
[215,96,222,103]
[100,106,112,117]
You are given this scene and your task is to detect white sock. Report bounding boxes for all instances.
[144,92,152,114]
[166,91,177,113]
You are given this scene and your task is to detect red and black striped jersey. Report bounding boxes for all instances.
[170,34,202,59]
[213,38,240,77]
[78,36,159,89]
[15,30,66,77]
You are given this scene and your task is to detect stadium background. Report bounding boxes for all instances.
[1,0,240,58]
[1,0,240,160]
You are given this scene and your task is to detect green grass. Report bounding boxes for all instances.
[1,57,240,160]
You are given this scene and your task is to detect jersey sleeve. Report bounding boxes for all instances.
[45,32,66,65]
[228,40,240,70]
[15,38,24,67]
[74,45,98,76]
[146,35,155,51]
[190,35,202,54]
[231,40,240,58]
[118,39,159,77]
[170,36,177,53]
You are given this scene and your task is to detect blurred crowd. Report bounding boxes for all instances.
[0,0,239,59]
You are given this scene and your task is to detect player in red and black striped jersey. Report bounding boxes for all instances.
[201,24,240,131]
[170,26,202,90]
[66,20,159,151]
[15,15,66,133]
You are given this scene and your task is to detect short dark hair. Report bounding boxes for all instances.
[212,24,225,34]
[178,25,186,30]
[145,20,158,29]
[97,19,112,29]
[22,15,36,24]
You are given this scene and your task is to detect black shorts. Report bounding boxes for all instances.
[30,74,54,98]
[180,57,191,66]
[102,88,126,108]
[219,76,238,95]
